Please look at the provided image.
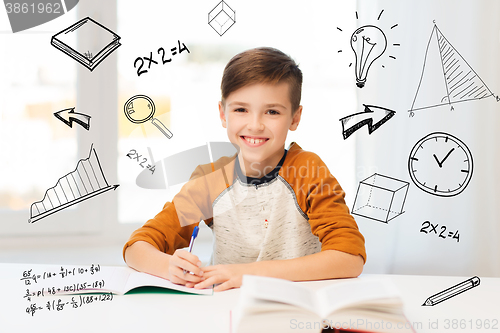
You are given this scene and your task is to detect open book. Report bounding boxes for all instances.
[31,265,212,296]
[232,275,415,333]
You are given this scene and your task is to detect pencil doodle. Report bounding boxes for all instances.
[337,10,399,88]
[409,23,496,116]
[28,144,119,223]
[420,221,460,242]
[208,0,236,36]
[422,276,480,306]
[123,95,173,139]
[339,104,396,140]
[136,142,238,189]
[51,17,121,71]
[352,173,409,223]
[133,40,190,77]
[408,132,473,197]
[53,107,91,131]
[5,0,79,33]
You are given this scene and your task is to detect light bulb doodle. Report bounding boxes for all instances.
[337,10,399,89]
[350,25,387,88]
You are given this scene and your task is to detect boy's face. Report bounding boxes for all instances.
[219,82,302,177]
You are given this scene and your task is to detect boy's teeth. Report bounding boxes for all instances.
[245,137,265,144]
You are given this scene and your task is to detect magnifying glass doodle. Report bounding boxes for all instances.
[124,95,173,139]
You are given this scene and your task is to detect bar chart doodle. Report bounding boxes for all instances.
[409,23,496,116]
[28,144,119,223]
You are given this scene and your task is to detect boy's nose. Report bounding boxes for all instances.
[247,114,264,131]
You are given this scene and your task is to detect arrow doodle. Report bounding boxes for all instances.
[54,107,91,131]
[339,104,396,140]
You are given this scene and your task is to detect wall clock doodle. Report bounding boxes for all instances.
[408,132,473,197]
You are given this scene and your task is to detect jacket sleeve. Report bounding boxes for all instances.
[122,164,214,258]
[285,149,367,263]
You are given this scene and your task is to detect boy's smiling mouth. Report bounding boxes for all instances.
[240,136,269,147]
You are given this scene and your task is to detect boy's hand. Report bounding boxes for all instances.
[193,264,249,292]
[168,249,204,287]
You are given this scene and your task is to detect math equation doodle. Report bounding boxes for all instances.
[20,264,112,316]
[51,17,121,71]
[133,40,190,76]
[420,221,460,242]
[126,149,156,174]
[28,144,119,223]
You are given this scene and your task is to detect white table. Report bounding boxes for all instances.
[0,263,498,333]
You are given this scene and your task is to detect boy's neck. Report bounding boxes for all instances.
[237,149,287,179]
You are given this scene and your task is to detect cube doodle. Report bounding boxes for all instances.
[352,173,409,223]
[208,1,236,36]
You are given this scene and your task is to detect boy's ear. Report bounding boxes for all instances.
[289,105,302,131]
[219,101,227,128]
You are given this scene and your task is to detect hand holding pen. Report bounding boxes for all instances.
[167,226,204,287]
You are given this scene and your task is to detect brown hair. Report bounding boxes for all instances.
[220,47,303,114]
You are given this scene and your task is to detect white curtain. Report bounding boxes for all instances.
[352,0,500,277]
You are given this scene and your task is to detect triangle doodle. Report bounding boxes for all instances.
[409,24,494,113]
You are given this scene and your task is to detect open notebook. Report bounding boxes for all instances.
[29,265,212,296]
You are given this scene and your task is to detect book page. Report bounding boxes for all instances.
[241,275,317,314]
[315,278,402,318]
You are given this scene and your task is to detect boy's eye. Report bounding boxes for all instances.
[266,109,280,115]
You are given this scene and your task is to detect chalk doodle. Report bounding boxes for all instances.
[422,276,480,306]
[126,149,156,174]
[28,145,119,223]
[420,221,460,242]
[352,173,409,223]
[21,264,110,316]
[208,0,236,36]
[339,104,396,140]
[123,95,173,139]
[53,107,91,131]
[409,23,496,116]
[133,40,189,77]
[51,17,121,71]
[337,10,399,88]
[408,132,473,197]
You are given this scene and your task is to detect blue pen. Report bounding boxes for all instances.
[183,226,199,275]
[188,226,199,253]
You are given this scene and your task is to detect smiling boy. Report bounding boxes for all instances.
[124,47,366,292]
